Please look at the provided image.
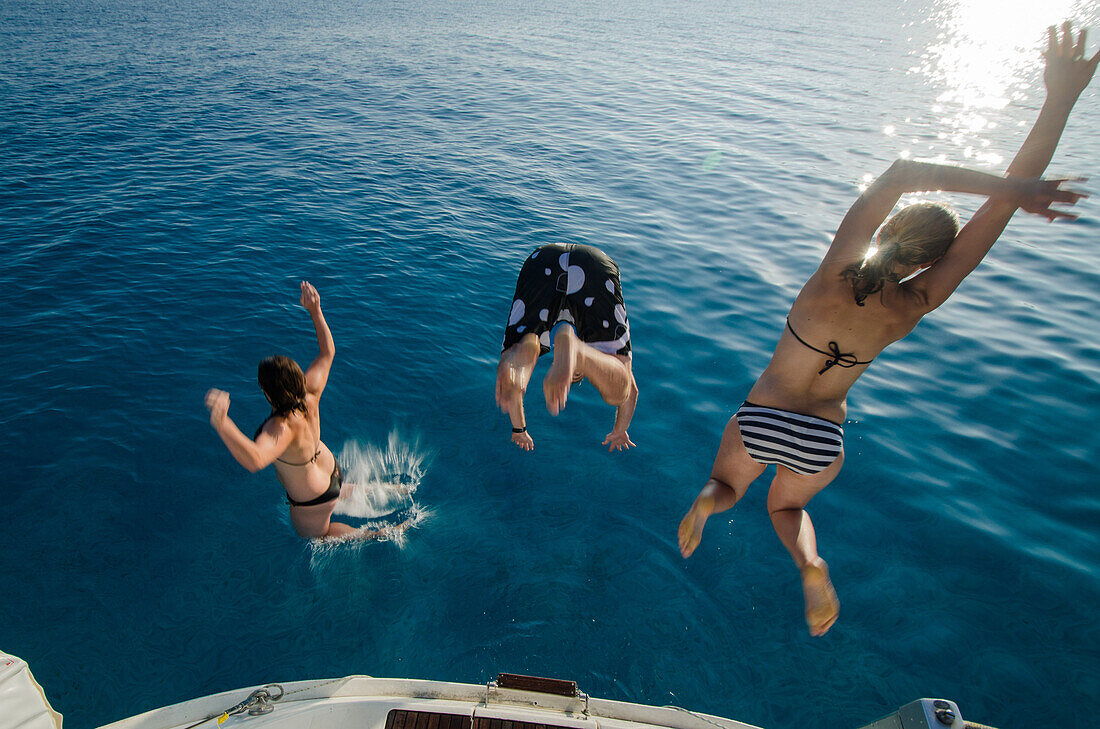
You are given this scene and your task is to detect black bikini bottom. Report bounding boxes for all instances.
[286,462,343,507]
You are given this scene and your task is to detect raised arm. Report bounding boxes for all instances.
[300,281,335,396]
[908,22,1097,309]
[819,159,1061,274]
[205,389,288,472]
[1009,23,1099,178]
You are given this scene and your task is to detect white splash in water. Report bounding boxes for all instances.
[308,505,432,563]
[333,430,427,519]
[304,430,430,562]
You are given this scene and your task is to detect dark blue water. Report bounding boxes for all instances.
[3,1,1099,727]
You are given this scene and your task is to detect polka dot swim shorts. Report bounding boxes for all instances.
[501,244,631,357]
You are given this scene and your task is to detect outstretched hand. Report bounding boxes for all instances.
[205,388,230,427]
[1044,22,1100,104]
[300,280,321,314]
[603,430,635,452]
[1018,177,1088,220]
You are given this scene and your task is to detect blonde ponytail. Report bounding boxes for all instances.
[841,203,959,306]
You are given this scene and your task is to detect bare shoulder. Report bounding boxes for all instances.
[871,285,933,339]
[303,391,322,414]
[256,414,289,443]
[302,394,324,429]
[893,278,941,318]
[798,267,854,306]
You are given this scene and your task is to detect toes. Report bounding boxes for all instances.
[810,612,838,637]
[677,515,700,558]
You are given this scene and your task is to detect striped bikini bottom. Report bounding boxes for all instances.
[734,402,844,476]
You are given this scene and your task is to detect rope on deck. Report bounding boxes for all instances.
[180,684,284,729]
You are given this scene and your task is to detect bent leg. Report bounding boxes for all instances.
[679,416,767,557]
[289,502,357,540]
[766,453,844,636]
[361,513,417,540]
[544,325,630,414]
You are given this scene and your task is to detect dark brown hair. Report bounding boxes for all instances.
[257,355,307,416]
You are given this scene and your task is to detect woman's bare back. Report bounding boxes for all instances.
[267,397,338,503]
[747,270,922,422]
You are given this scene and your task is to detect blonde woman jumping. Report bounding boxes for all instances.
[679,23,1097,636]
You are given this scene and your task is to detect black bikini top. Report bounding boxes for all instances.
[255,411,321,467]
[276,447,322,467]
[786,318,873,375]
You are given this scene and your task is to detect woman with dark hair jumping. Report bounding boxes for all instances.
[205,281,401,541]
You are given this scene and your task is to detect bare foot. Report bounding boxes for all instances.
[345,517,413,542]
[801,559,839,636]
[678,493,715,558]
[369,516,416,541]
[544,326,579,415]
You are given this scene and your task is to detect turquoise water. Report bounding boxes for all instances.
[3,0,1099,727]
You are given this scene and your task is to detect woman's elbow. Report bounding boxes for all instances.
[882,158,916,183]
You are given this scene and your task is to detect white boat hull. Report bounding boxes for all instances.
[96,675,971,729]
[98,676,763,729]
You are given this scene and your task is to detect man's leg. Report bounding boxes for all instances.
[544,324,631,414]
[678,415,767,557]
[766,454,844,636]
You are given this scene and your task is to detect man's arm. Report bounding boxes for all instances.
[496,340,540,451]
[604,360,638,452]
[508,398,534,451]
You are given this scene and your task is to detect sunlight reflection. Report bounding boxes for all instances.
[916,0,1078,110]
[903,0,1093,165]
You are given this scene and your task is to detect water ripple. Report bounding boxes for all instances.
[3,1,1099,728]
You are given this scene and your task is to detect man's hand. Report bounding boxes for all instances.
[512,430,534,451]
[603,430,635,452]
[300,280,322,314]
[205,388,230,428]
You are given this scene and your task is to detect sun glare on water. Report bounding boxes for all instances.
[918,0,1081,107]
[892,0,1093,178]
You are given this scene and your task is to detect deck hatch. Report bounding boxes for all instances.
[387,709,589,729]
[475,717,585,729]
[495,674,578,698]
[387,710,472,729]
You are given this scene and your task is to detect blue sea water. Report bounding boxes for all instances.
[2,0,1099,727]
